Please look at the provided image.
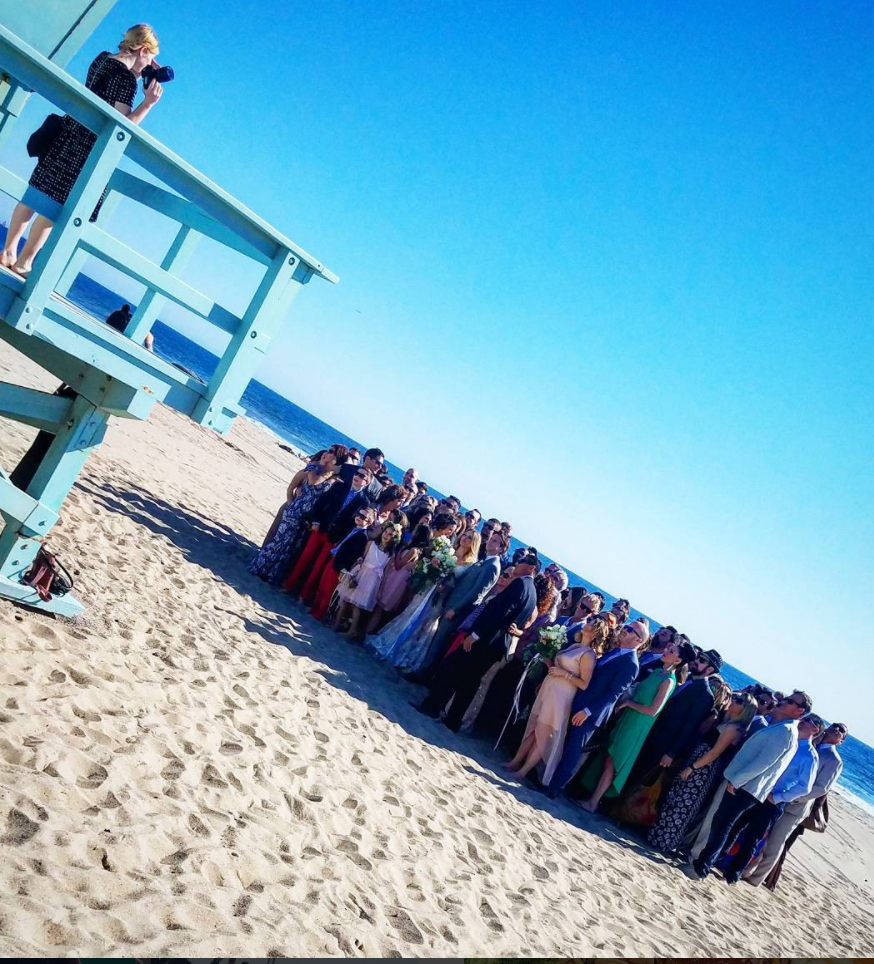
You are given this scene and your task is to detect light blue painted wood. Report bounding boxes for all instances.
[0,394,108,581]
[0,382,73,431]
[6,121,130,329]
[56,248,90,297]
[125,225,199,344]
[0,574,84,617]
[0,474,60,537]
[106,169,276,266]
[0,25,337,283]
[80,222,214,317]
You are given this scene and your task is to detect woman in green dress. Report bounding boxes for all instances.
[577,635,697,813]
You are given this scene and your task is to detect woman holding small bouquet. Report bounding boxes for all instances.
[505,615,611,782]
[372,530,480,671]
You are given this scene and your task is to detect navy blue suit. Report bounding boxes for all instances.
[546,647,640,792]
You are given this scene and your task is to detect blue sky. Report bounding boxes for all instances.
[4,2,873,741]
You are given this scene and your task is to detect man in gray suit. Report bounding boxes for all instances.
[416,528,509,678]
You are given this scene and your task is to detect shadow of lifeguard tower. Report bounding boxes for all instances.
[0,4,337,615]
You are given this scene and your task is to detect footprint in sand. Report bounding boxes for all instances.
[220,741,243,755]
[77,763,109,789]
[1,808,41,845]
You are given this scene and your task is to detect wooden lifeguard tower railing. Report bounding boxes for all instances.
[0,20,337,616]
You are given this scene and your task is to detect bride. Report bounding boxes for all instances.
[371,529,480,673]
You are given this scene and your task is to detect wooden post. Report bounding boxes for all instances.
[125,224,200,345]
[5,120,129,330]
[0,393,107,582]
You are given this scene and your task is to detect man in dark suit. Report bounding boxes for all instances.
[628,647,724,785]
[415,553,539,731]
[340,447,386,505]
[542,620,646,797]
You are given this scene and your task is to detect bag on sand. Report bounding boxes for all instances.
[613,768,667,827]
[22,546,74,601]
[26,113,63,160]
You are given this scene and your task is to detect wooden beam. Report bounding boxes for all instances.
[0,382,73,431]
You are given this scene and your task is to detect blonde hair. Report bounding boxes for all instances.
[119,24,160,56]
[576,617,611,657]
[456,530,481,565]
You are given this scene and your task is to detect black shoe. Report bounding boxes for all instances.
[443,717,461,732]
[723,872,740,885]
[411,700,439,719]
[691,858,708,879]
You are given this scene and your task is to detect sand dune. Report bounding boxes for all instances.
[1,345,873,957]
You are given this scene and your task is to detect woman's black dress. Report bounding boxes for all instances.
[29,51,137,219]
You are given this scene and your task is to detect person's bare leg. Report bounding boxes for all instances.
[331,600,350,632]
[1,202,34,267]
[580,755,615,812]
[514,740,546,779]
[365,605,385,635]
[144,331,154,352]
[13,214,54,274]
[345,605,364,641]
[506,733,536,771]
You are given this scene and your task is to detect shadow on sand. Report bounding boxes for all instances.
[81,476,678,867]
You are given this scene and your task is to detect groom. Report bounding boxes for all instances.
[540,619,647,798]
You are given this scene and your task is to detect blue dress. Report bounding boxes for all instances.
[249,480,326,585]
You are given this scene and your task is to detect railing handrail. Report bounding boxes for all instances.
[0,22,338,283]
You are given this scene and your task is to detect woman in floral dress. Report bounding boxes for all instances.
[647,690,755,854]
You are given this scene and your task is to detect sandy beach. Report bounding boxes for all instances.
[1,345,873,958]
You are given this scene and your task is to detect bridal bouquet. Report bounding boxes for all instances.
[526,623,568,663]
[409,535,457,594]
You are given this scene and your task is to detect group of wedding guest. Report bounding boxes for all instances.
[248,442,847,891]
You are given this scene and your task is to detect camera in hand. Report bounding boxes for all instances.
[142,63,174,89]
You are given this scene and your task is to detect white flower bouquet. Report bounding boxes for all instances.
[410,535,457,593]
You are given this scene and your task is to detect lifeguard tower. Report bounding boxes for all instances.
[0,4,337,615]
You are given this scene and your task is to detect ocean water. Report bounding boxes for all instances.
[8,265,874,812]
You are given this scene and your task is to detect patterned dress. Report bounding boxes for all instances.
[647,722,743,854]
[30,52,137,218]
[248,480,327,585]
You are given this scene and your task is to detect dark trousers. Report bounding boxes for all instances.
[420,638,502,729]
[546,716,599,791]
[697,786,759,875]
[722,797,784,878]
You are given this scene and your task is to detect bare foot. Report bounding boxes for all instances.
[10,264,30,278]
[576,798,599,813]
[0,250,14,268]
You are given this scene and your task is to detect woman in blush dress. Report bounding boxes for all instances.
[335,522,403,642]
[504,614,612,783]
[366,524,431,635]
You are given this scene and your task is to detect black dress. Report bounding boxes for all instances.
[29,52,137,219]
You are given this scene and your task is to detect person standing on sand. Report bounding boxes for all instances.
[249,449,345,585]
[504,615,612,783]
[575,635,695,814]
[414,527,508,678]
[414,552,539,731]
[308,506,375,621]
[283,465,373,598]
[691,689,812,880]
[744,720,846,886]
[624,647,724,790]
[711,712,823,883]
[540,620,645,798]
[334,522,402,641]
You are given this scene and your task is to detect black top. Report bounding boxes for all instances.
[332,529,369,573]
[30,52,137,208]
[470,573,537,652]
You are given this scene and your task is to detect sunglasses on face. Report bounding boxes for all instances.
[784,697,806,709]
[624,625,644,641]
[730,695,744,704]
